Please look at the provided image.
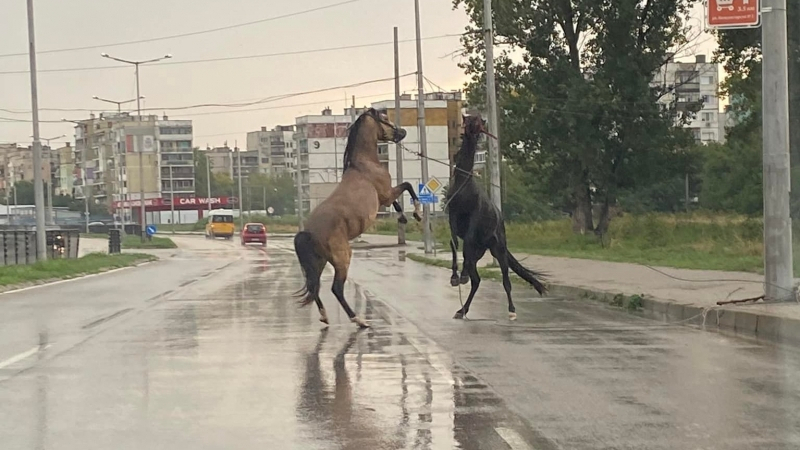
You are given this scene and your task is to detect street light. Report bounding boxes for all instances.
[62,119,92,233]
[92,95,145,114]
[30,133,64,225]
[101,52,172,242]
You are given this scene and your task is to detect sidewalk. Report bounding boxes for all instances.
[359,233,800,345]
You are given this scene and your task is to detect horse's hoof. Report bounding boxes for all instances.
[508,312,517,321]
[450,276,460,287]
[319,313,329,325]
[351,316,370,329]
[398,215,408,225]
[453,311,465,320]
[460,275,469,285]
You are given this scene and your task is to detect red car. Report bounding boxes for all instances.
[241,223,267,246]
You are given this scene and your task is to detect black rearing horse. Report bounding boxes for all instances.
[445,115,547,320]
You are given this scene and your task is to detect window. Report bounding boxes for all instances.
[701,95,711,104]
[702,131,716,141]
[700,76,714,85]
[212,215,233,223]
[701,112,715,122]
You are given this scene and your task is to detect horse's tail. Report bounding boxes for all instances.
[507,251,547,295]
[293,231,323,301]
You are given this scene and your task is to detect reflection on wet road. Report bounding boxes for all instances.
[0,237,545,450]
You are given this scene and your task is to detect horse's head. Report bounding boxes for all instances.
[462,114,487,137]
[364,108,406,143]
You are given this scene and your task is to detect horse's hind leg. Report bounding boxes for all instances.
[330,244,369,329]
[454,242,486,319]
[490,242,516,321]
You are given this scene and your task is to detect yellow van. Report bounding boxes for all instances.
[205,209,235,239]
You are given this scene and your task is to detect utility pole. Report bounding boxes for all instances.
[169,166,175,233]
[296,147,304,231]
[484,0,502,213]
[84,118,93,234]
[762,0,794,301]
[26,0,46,260]
[236,142,243,223]
[394,26,406,245]
[414,0,432,254]
[333,118,340,183]
[351,95,356,122]
[263,185,267,213]
[101,52,172,242]
[34,134,63,225]
[206,152,212,215]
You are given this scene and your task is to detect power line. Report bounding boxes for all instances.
[179,91,395,118]
[0,33,462,76]
[141,73,416,111]
[0,0,366,59]
[0,75,417,122]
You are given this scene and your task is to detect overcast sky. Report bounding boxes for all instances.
[0,0,716,149]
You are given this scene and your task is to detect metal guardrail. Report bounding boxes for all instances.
[0,229,80,266]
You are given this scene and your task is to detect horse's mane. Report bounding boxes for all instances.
[341,110,373,173]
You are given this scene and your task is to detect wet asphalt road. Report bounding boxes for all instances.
[1,236,799,449]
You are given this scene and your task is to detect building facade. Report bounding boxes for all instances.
[653,54,722,143]
[0,143,57,198]
[246,125,296,176]
[66,113,195,224]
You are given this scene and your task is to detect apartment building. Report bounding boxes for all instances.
[0,143,57,196]
[205,145,259,179]
[246,125,296,176]
[653,54,722,143]
[66,113,195,223]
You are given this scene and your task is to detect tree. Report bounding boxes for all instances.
[454,0,698,234]
[698,139,762,215]
[243,172,296,215]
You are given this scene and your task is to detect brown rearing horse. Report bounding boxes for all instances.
[294,108,422,328]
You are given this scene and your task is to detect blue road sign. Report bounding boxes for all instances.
[418,183,438,205]
[145,225,157,236]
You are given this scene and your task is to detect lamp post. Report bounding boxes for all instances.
[101,52,172,242]
[92,95,144,114]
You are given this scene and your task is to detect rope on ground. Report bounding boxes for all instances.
[641,264,800,305]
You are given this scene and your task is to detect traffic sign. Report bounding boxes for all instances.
[145,225,157,236]
[706,0,760,29]
[418,183,439,205]
[424,177,443,194]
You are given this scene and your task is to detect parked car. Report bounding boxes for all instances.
[241,223,267,246]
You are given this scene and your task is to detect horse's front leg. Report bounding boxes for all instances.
[384,182,422,222]
[392,201,407,224]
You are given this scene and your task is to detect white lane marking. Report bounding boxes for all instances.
[495,427,534,450]
[0,346,40,370]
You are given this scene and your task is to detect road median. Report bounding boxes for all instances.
[0,253,158,293]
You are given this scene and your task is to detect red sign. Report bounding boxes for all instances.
[707,0,760,28]
[112,196,238,209]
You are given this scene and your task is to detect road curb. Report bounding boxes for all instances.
[544,283,800,346]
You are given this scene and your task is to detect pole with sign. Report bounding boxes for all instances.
[708,0,792,300]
